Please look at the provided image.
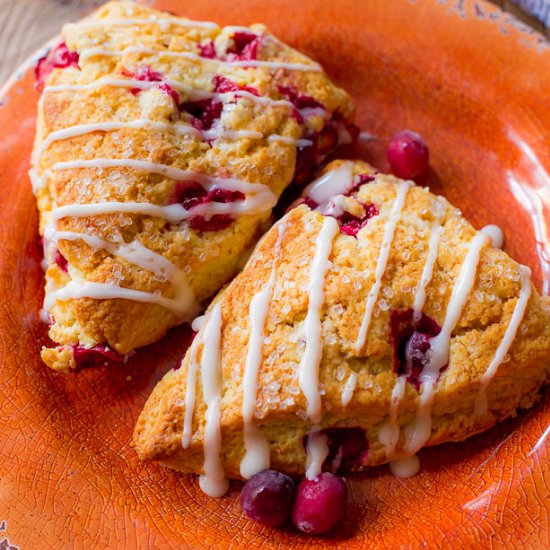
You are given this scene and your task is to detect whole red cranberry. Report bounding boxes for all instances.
[387,130,429,180]
[291,473,347,534]
[35,42,79,90]
[241,470,296,527]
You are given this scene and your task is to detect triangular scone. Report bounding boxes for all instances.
[32,1,355,372]
[134,160,550,492]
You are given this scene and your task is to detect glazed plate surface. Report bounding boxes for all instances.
[0,0,548,547]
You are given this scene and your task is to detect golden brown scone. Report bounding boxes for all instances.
[134,159,550,489]
[31,1,355,372]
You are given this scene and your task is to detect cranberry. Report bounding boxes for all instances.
[71,344,126,371]
[35,42,79,90]
[54,250,68,272]
[171,181,207,209]
[126,66,163,82]
[226,32,260,61]
[295,183,378,237]
[241,470,296,527]
[387,130,429,180]
[305,428,368,474]
[292,473,347,535]
[301,196,319,211]
[207,188,245,204]
[389,309,442,389]
[278,85,323,111]
[170,182,245,232]
[157,83,180,105]
[212,75,259,96]
[347,173,377,196]
[198,40,217,59]
[123,67,179,104]
[180,98,223,131]
[189,215,234,232]
[337,203,378,237]
[181,76,259,133]
[172,183,245,210]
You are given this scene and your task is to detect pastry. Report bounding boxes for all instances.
[134,159,550,497]
[31,1,355,372]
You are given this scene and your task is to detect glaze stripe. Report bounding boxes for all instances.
[403,232,490,455]
[299,215,339,423]
[475,265,531,416]
[240,220,287,479]
[355,181,412,353]
[198,303,230,497]
[78,45,322,72]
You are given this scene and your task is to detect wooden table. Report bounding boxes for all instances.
[0,0,548,85]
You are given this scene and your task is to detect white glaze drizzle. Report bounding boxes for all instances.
[305,430,329,480]
[181,332,202,449]
[44,77,210,98]
[44,158,271,194]
[34,119,197,162]
[44,280,190,317]
[355,181,412,353]
[29,167,47,193]
[49,228,169,278]
[240,221,286,479]
[191,315,205,332]
[42,159,277,219]
[322,195,348,218]
[378,375,407,457]
[303,161,354,210]
[508,172,550,296]
[79,45,322,72]
[389,455,420,478]
[299,216,339,423]
[46,227,200,316]
[34,120,307,165]
[52,194,275,224]
[198,303,229,497]
[413,197,445,322]
[268,135,313,148]
[341,372,357,408]
[380,221,515,460]
[402,232,490,455]
[480,224,504,249]
[475,265,531,416]
[378,198,444,458]
[44,79,298,111]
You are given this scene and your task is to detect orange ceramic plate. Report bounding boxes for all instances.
[0,0,548,547]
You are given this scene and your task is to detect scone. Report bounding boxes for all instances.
[31,1,355,372]
[134,159,550,496]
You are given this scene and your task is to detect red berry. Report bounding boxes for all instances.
[241,470,296,527]
[170,181,245,232]
[225,32,261,61]
[389,309,442,389]
[71,345,126,371]
[54,249,68,272]
[198,40,217,59]
[387,130,429,180]
[35,42,79,90]
[291,473,347,535]
[212,75,259,96]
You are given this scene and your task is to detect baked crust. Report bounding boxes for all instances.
[32,1,354,371]
[134,160,550,478]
